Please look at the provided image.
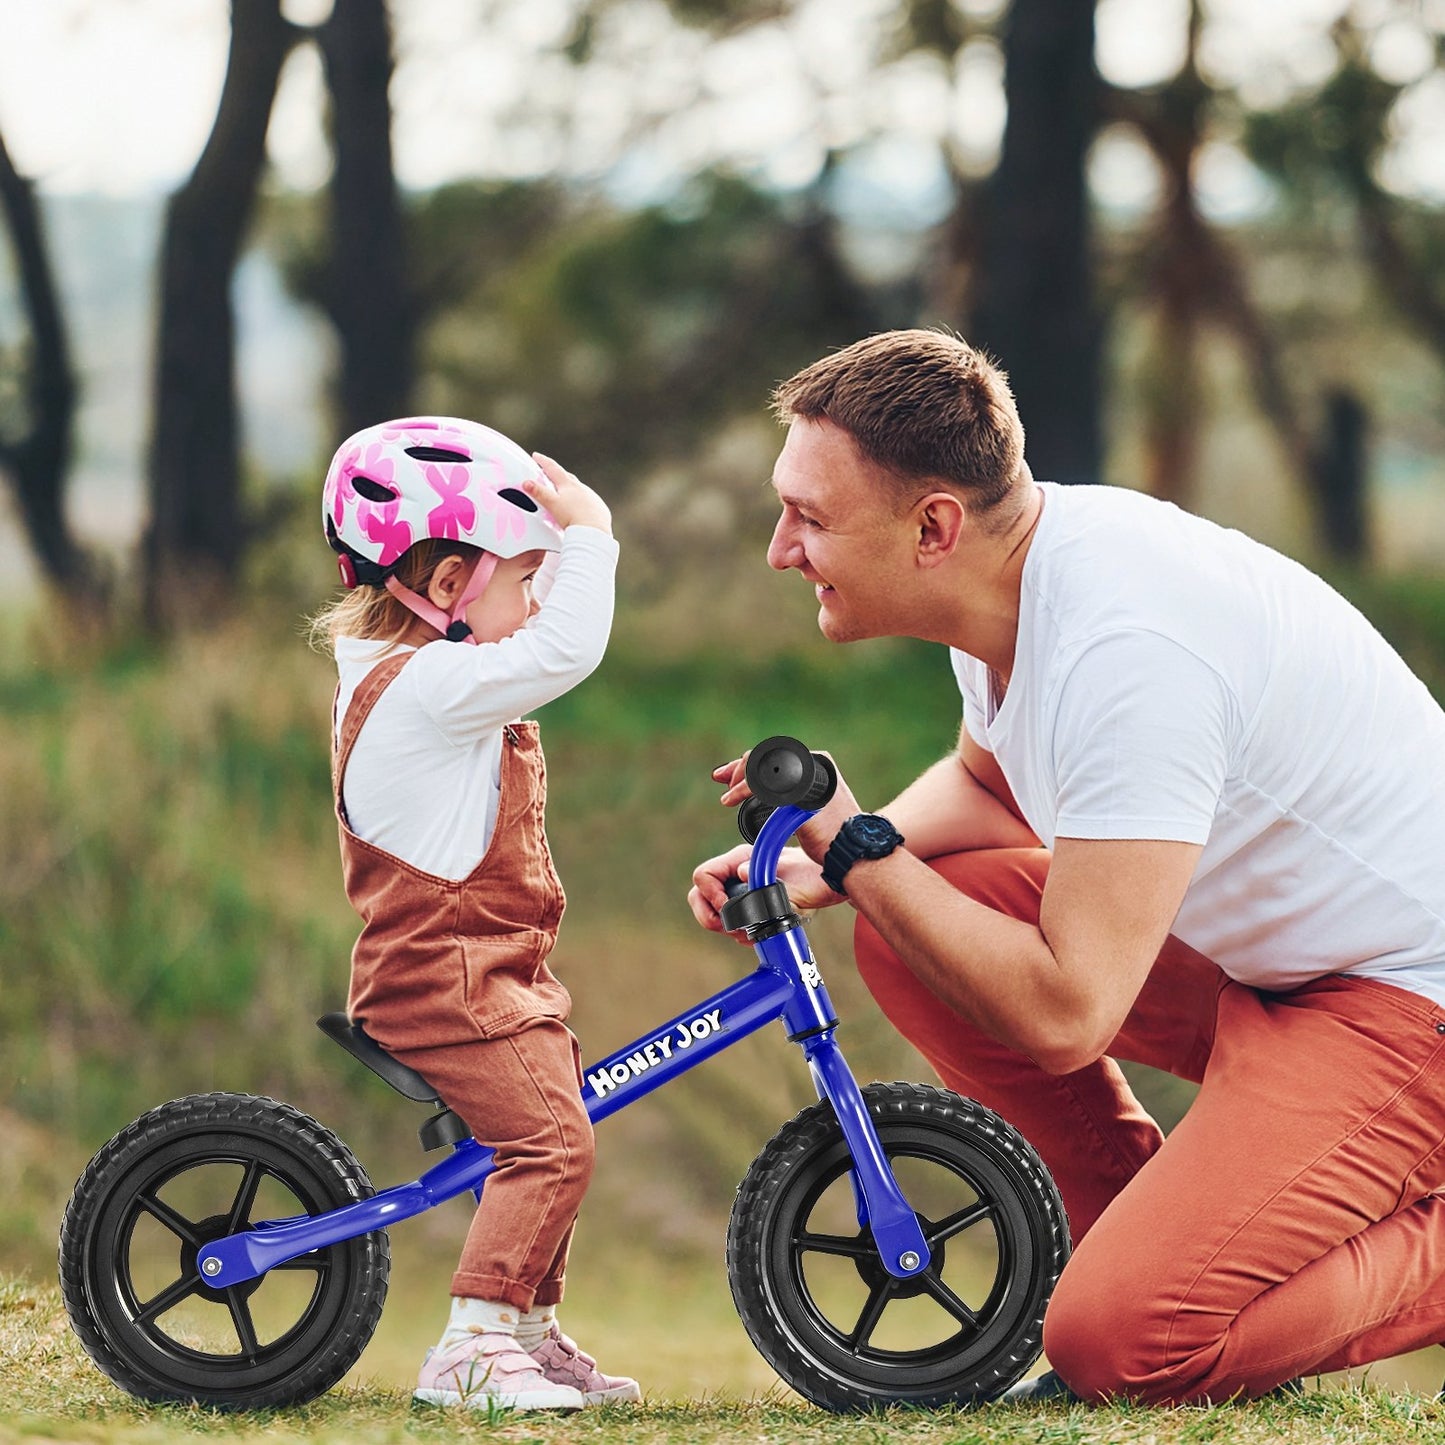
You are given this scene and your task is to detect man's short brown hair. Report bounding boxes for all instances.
[772,329,1027,522]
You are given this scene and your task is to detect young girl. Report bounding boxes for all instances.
[314,416,636,1412]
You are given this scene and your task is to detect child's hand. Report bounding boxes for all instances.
[527,453,613,535]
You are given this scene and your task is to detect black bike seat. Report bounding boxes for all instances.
[316,1013,441,1104]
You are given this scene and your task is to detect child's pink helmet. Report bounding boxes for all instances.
[322,416,563,643]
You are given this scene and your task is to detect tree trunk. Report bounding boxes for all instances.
[1312,388,1370,565]
[317,0,412,436]
[0,126,95,599]
[970,0,1101,485]
[144,0,300,627]
[1108,0,1315,523]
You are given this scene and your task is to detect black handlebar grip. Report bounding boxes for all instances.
[723,876,751,900]
[737,795,775,845]
[746,735,838,811]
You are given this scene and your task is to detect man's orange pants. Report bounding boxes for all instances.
[854,847,1445,1403]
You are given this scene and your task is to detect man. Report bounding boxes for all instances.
[688,328,1445,1405]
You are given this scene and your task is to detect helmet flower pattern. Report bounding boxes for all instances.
[425,463,476,541]
[360,499,412,566]
[327,442,362,529]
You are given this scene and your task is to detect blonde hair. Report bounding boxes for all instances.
[308,539,485,654]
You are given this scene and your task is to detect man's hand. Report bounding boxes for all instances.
[688,842,842,934]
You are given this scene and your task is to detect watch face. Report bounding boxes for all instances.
[850,815,899,851]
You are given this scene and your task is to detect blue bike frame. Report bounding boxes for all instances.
[196,805,932,1290]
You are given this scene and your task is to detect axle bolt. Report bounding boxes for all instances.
[201,1258,222,1277]
[899,1251,920,1271]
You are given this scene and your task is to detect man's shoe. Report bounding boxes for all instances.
[1001,1368,1081,1404]
[1258,1376,1304,1400]
[528,1324,642,1404]
[413,1332,586,1411]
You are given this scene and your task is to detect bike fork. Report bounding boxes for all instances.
[747,888,932,1283]
[801,1031,932,1279]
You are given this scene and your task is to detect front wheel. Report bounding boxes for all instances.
[728,1081,1069,1411]
[59,1092,390,1409]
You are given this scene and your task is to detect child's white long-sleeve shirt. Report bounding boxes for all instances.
[334,525,618,880]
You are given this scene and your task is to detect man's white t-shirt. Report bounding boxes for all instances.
[334,525,618,880]
[952,482,1445,1007]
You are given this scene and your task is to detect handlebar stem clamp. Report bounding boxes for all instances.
[720,882,799,940]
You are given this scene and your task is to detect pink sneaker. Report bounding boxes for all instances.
[529,1325,642,1404]
[413,1331,585,1411]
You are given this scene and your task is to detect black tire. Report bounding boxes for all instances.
[59,1092,390,1410]
[728,1081,1069,1411]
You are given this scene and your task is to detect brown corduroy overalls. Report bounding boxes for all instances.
[333,650,596,1309]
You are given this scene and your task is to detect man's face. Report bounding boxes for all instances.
[767,418,915,644]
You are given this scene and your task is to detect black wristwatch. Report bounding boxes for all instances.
[821,814,905,896]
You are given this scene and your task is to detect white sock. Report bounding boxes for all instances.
[515,1304,558,1352]
[438,1296,519,1351]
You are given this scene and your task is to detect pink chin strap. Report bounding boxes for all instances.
[384,552,499,643]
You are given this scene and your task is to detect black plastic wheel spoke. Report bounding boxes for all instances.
[919,1270,979,1329]
[846,1278,896,1352]
[795,1229,873,1260]
[926,1200,994,1247]
[134,1273,202,1326]
[226,1290,261,1362]
[136,1191,202,1247]
[226,1160,266,1233]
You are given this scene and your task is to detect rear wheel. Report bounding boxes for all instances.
[59,1092,389,1409]
[728,1081,1068,1411]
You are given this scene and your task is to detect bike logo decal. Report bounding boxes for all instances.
[586,1008,724,1097]
[800,960,822,989]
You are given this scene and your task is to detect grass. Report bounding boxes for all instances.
[4,1276,1445,1445]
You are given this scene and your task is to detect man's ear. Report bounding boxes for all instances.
[914,492,967,567]
[425,554,468,608]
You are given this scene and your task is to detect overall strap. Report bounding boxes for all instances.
[332,650,415,824]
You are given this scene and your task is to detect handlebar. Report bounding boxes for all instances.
[746,736,837,810]
[737,736,837,844]
[720,737,836,935]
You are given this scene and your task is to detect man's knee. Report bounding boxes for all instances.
[1043,1264,1218,1405]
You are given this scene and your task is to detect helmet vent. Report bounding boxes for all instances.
[352,475,399,503]
[498,487,540,513]
[405,445,471,464]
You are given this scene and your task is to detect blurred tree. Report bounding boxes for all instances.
[144,0,303,626]
[1245,17,1445,364]
[633,0,1105,482]
[413,170,890,494]
[250,0,1441,576]
[0,126,99,602]
[1103,0,1314,517]
[969,0,1102,484]
[1242,12,1445,561]
[316,0,413,436]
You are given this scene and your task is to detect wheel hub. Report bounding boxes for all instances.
[182,1214,262,1300]
[852,1216,941,1300]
